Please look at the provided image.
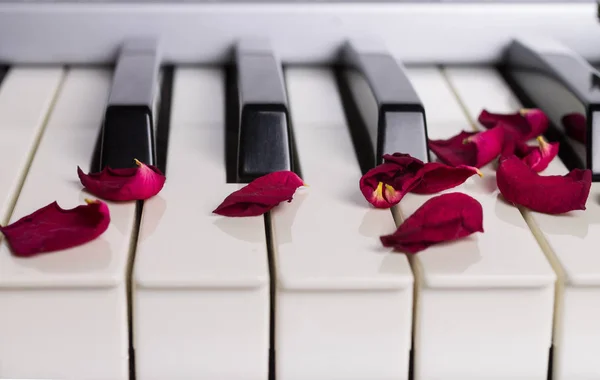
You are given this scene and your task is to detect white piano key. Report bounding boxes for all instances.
[0,67,64,223]
[444,66,600,380]
[132,68,270,380]
[402,66,556,380]
[0,68,136,380]
[272,68,414,380]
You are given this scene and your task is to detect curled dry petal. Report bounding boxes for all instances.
[360,154,424,208]
[520,136,560,172]
[0,199,110,257]
[213,170,306,217]
[478,108,548,142]
[78,159,166,201]
[496,155,592,214]
[562,112,586,144]
[410,163,482,194]
[380,192,484,254]
[428,126,505,168]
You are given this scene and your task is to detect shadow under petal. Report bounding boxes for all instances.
[359,209,395,238]
[493,193,528,231]
[13,237,113,274]
[270,190,308,245]
[378,252,412,275]
[212,215,264,244]
[421,235,483,274]
[138,195,167,240]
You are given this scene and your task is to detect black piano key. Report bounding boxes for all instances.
[339,40,430,169]
[234,39,293,182]
[98,38,161,170]
[501,38,600,181]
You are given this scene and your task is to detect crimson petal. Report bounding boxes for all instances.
[360,154,425,208]
[496,155,591,214]
[410,163,482,194]
[0,199,110,257]
[380,192,484,254]
[428,126,505,168]
[562,112,586,144]
[78,159,166,201]
[478,108,548,142]
[520,136,560,172]
[213,170,306,217]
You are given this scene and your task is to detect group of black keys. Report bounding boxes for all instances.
[0,36,595,185]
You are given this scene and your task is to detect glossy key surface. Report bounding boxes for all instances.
[403,66,556,380]
[446,65,600,380]
[272,67,414,380]
[133,67,270,380]
[235,39,293,182]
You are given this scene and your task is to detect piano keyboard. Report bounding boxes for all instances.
[0,42,599,380]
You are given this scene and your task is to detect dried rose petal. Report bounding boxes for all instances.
[380,192,484,254]
[78,159,166,201]
[0,199,110,257]
[562,112,586,144]
[519,136,560,172]
[360,154,424,208]
[478,108,548,142]
[496,155,591,214]
[213,170,306,217]
[428,126,505,168]
[410,163,482,194]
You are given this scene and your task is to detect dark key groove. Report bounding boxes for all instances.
[339,41,430,168]
[501,38,600,181]
[235,39,294,182]
[98,38,161,171]
[154,65,174,174]
[0,66,7,85]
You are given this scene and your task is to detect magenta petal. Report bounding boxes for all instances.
[380,192,484,254]
[520,137,560,172]
[428,127,504,168]
[428,131,477,167]
[0,199,110,257]
[213,171,306,216]
[478,109,548,142]
[410,163,482,194]
[496,155,591,214]
[562,112,586,144]
[78,159,166,201]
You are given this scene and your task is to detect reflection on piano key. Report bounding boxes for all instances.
[445,66,600,380]
[338,40,429,169]
[234,39,293,182]
[0,69,136,380]
[133,68,270,380]
[272,68,414,380]
[0,67,64,224]
[99,38,160,170]
[403,66,556,380]
[502,38,600,179]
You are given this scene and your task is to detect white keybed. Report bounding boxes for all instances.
[1,1,600,380]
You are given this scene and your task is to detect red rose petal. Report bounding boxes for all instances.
[78,159,166,201]
[380,192,484,254]
[520,136,560,172]
[496,155,591,214]
[410,163,482,194]
[562,112,586,144]
[478,108,548,142]
[360,154,425,208]
[0,199,110,257]
[428,130,477,167]
[428,126,505,168]
[213,170,306,217]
